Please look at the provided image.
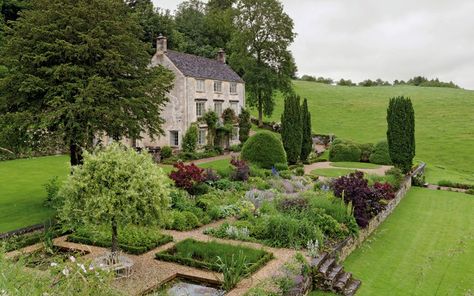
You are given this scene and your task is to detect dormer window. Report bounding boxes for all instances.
[196,79,205,92]
[214,81,222,93]
[230,82,237,94]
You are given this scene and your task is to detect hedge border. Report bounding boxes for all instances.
[67,233,173,255]
[155,241,273,274]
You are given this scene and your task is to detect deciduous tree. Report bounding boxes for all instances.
[230,0,296,126]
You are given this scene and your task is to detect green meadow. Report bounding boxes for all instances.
[255,81,474,185]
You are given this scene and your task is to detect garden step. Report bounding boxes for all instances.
[318,257,335,276]
[310,252,328,270]
[327,264,344,283]
[343,279,361,296]
[334,272,352,292]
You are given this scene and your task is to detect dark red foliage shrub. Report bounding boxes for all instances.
[230,156,250,181]
[332,171,395,228]
[169,162,205,191]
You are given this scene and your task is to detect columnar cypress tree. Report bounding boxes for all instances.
[386,96,415,173]
[300,98,312,162]
[238,108,251,144]
[281,93,302,164]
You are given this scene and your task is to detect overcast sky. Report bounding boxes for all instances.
[153,0,474,89]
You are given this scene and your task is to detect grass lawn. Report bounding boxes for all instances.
[0,155,70,233]
[254,81,474,185]
[330,162,381,169]
[343,188,474,295]
[197,158,233,176]
[310,168,355,178]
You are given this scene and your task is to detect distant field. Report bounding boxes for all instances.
[254,81,474,184]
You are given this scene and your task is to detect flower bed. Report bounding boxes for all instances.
[155,238,273,274]
[67,225,173,255]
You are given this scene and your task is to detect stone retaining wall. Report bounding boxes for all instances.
[331,164,426,262]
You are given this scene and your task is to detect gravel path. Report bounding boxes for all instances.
[185,152,239,165]
[7,218,302,296]
[304,161,392,176]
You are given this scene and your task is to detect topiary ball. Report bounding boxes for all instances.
[241,131,287,169]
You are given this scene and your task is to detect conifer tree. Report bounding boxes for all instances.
[281,93,302,164]
[300,98,312,162]
[386,96,415,173]
[238,108,251,144]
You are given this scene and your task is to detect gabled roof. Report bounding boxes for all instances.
[166,50,244,83]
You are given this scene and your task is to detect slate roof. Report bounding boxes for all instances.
[166,50,244,83]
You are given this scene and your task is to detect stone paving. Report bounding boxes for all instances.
[304,161,392,176]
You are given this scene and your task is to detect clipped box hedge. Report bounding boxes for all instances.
[155,239,273,274]
[67,225,173,255]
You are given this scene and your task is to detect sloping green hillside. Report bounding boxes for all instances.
[255,81,474,184]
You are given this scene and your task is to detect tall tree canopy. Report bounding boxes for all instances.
[386,96,416,173]
[230,0,296,126]
[0,0,174,166]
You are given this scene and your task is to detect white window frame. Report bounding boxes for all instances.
[230,102,239,114]
[196,79,205,92]
[230,82,237,94]
[214,81,222,93]
[214,101,223,115]
[196,101,205,117]
[198,129,207,146]
[170,131,179,147]
[232,127,239,141]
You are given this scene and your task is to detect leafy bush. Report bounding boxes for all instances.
[369,140,392,165]
[412,174,425,187]
[329,143,361,162]
[294,167,305,176]
[238,108,251,144]
[274,162,289,171]
[68,225,172,255]
[230,157,250,181]
[160,146,172,159]
[241,131,287,169]
[182,124,199,153]
[358,143,374,162]
[229,144,242,152]
[43,176,60,208]
[332,171,395,228]
[277,196,309,213]
[169,162,205,193]
[256,215,323,249]
[163,210,201,231]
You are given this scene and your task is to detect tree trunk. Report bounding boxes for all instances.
[111,218,118,263]
[258,93,263,127]
[69,141,83,167]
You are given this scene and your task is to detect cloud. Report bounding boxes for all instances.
[153,0,474,89]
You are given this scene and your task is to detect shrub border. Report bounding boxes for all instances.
[67,233,173,255]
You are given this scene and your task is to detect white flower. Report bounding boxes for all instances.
[50,262,58,267]
[69,256,76,263]
[77,263,87,273]
[89,264,94,271]
[62,268,70,277]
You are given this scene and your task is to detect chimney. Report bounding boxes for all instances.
[156,34,167,55]
[217,48,226,63]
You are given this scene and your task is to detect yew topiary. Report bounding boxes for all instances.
[241,131,287,169]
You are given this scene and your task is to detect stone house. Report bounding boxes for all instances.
[115,35,245,150]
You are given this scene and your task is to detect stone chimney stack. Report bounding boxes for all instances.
[156,34,167,55]
[217,48,226,63]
